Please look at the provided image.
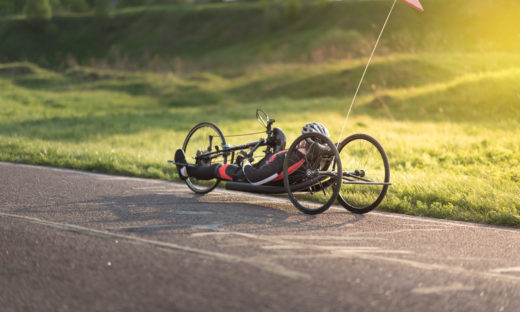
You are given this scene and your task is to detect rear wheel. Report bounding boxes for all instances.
[337,133,389,214]
[283,133,342,215]
[182,122,227,194]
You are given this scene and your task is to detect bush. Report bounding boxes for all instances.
[261,0,303,21]
[15,0,27,13]
[117,0,188,8]
[25,0,53,21]
[49,0,61,10]
[117,0,145,7]
[95,0,110,18]
[283,0,301,19]
[61,0,90,12]
[0,0,15,16]
[0,0,27,15]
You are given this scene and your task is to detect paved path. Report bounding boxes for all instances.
[1,162,519,311]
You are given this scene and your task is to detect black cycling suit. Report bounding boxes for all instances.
[187,149,305,185]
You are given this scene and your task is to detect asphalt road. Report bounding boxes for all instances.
[2,162,520,312]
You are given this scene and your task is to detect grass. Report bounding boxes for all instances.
[1,0,519,70]
[1,53,519,225]
[1,0,519,225]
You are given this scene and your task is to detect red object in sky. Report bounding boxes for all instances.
[400,0,424,11]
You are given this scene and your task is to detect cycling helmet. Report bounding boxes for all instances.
[300,122,332,170]
[301,122,330,138]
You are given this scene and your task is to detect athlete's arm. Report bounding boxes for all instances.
[241,150,305,185]
[241,155,284,185]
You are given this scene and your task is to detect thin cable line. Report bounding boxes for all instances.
[225,131,266,137]
[337,0,398,144]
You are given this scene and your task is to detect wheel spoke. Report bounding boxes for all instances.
[283,133,341,215]
[182,122,226,194]
[337,134,389,214]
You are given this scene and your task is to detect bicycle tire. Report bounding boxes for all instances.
[283,133,342,215]
[182,122,227,194]
[337,133,389,214]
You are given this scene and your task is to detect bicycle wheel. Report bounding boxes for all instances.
[283,133,342,215]
[182,122,227,194]
[337,133,390,214]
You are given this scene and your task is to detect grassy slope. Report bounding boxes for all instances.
[1,0,519,69]
[1,0,519,225]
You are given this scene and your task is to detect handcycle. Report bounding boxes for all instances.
[169,109,391,215]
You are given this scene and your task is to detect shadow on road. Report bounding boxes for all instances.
[15,192,364,233]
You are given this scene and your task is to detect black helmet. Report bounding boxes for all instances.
[302,122,330,138]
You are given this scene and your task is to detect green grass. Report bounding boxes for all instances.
[1,0,519,225]
[1,0,519,70]
[1,53,519,225]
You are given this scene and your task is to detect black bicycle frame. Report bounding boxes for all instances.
[199,118,277,164]
[198,137,269,164]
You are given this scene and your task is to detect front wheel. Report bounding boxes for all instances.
[283,133,342,215]
[182,122,227,194]
[337,133,390,214]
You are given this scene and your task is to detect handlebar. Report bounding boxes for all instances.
[199,110,278,162]
[247,138,265,159]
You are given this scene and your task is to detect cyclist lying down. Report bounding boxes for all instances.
[175,122,330,185]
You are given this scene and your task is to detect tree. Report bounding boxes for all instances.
[25,0,53,21]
